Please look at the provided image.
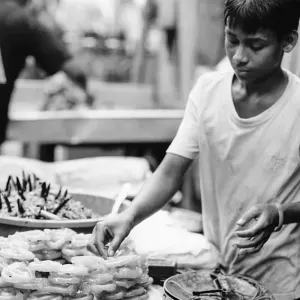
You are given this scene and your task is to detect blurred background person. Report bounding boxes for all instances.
[0,0,91,159]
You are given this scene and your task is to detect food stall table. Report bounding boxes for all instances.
[7,109,184,161]
[8,110,184,144]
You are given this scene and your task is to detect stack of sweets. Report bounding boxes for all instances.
[0,229,153,300]
[76,254,153,300]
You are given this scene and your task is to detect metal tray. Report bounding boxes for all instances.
[163,270,275,300]
[0,191,129,237]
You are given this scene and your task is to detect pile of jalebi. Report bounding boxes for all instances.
[0,229,153,300]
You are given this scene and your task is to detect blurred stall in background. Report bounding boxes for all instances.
[6,0,226,212]
[20,0,158,84]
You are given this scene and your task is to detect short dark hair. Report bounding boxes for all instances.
[224,0,300,39]
[11,0,30,6]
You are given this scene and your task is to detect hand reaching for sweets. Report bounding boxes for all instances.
[87,212,134,258]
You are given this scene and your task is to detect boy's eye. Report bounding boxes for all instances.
[250,44,264,51]
[227,37,239,45]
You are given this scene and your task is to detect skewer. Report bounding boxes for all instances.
[10,178,17,190]
[6,182,11,197]
[63,189,68,199]
[16,177,22,192]
[5,176,11,192]
[45,183,51,197]
[27,175,32,191]
[55,187,62,200]
[17,199,25,214]
[3,194,11,212]
[41,182,47,198]
[33,174,38,189]
[53,197,71,215]
[22,170,27,190]
[15,177,26,200]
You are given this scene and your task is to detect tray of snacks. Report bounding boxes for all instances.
[0,229,153,300]
[163,269,275,300]
[0,155,151,200]
[0,172,129,236]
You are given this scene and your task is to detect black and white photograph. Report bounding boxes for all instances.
[0,1,299,299]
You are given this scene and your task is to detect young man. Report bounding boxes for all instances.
[88,0,300,299]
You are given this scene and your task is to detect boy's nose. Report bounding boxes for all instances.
[233,45,249,65]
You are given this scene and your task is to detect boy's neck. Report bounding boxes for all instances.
[234,67,286,96]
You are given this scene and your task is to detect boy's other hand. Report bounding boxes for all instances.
[234,204,280,255]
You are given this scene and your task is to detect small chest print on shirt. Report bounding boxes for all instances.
[263,144,289,174]
[263,143,300,174]
[267,154,287,172]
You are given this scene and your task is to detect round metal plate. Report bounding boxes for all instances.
[163,270,274,300]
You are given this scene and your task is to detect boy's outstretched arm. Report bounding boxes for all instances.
[127,153,193,226]
[88,153,193,257]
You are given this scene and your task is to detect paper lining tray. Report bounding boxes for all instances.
[0,191,129,237]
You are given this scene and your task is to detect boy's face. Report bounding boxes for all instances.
[225,25,284,82]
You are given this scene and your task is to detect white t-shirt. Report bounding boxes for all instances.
[167,70,300,300]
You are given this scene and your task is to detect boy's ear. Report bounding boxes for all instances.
[283,30,298,53]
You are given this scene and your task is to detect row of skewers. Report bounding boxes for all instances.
[0,171,95,220]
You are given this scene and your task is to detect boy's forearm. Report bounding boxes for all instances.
[123,167,183,227]
[282,202,300,224]
[122,154,192,228]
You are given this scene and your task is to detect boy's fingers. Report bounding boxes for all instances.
[234,232,266,249]
[95,240,108,259]
[237,208,259,226]
[108,235,124,257]
[91,223,113,258]
[87,243,100,256]
[87,231,107,257]
[236,217,265,237]
[239,243,264,256]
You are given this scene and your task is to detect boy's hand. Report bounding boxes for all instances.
[234,204,280,255]
[87,212,134,259]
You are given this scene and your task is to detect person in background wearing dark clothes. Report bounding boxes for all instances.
[0,0,89,160]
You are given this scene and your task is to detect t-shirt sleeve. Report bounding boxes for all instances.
[166,90,200,160]
[26,17,70,75]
